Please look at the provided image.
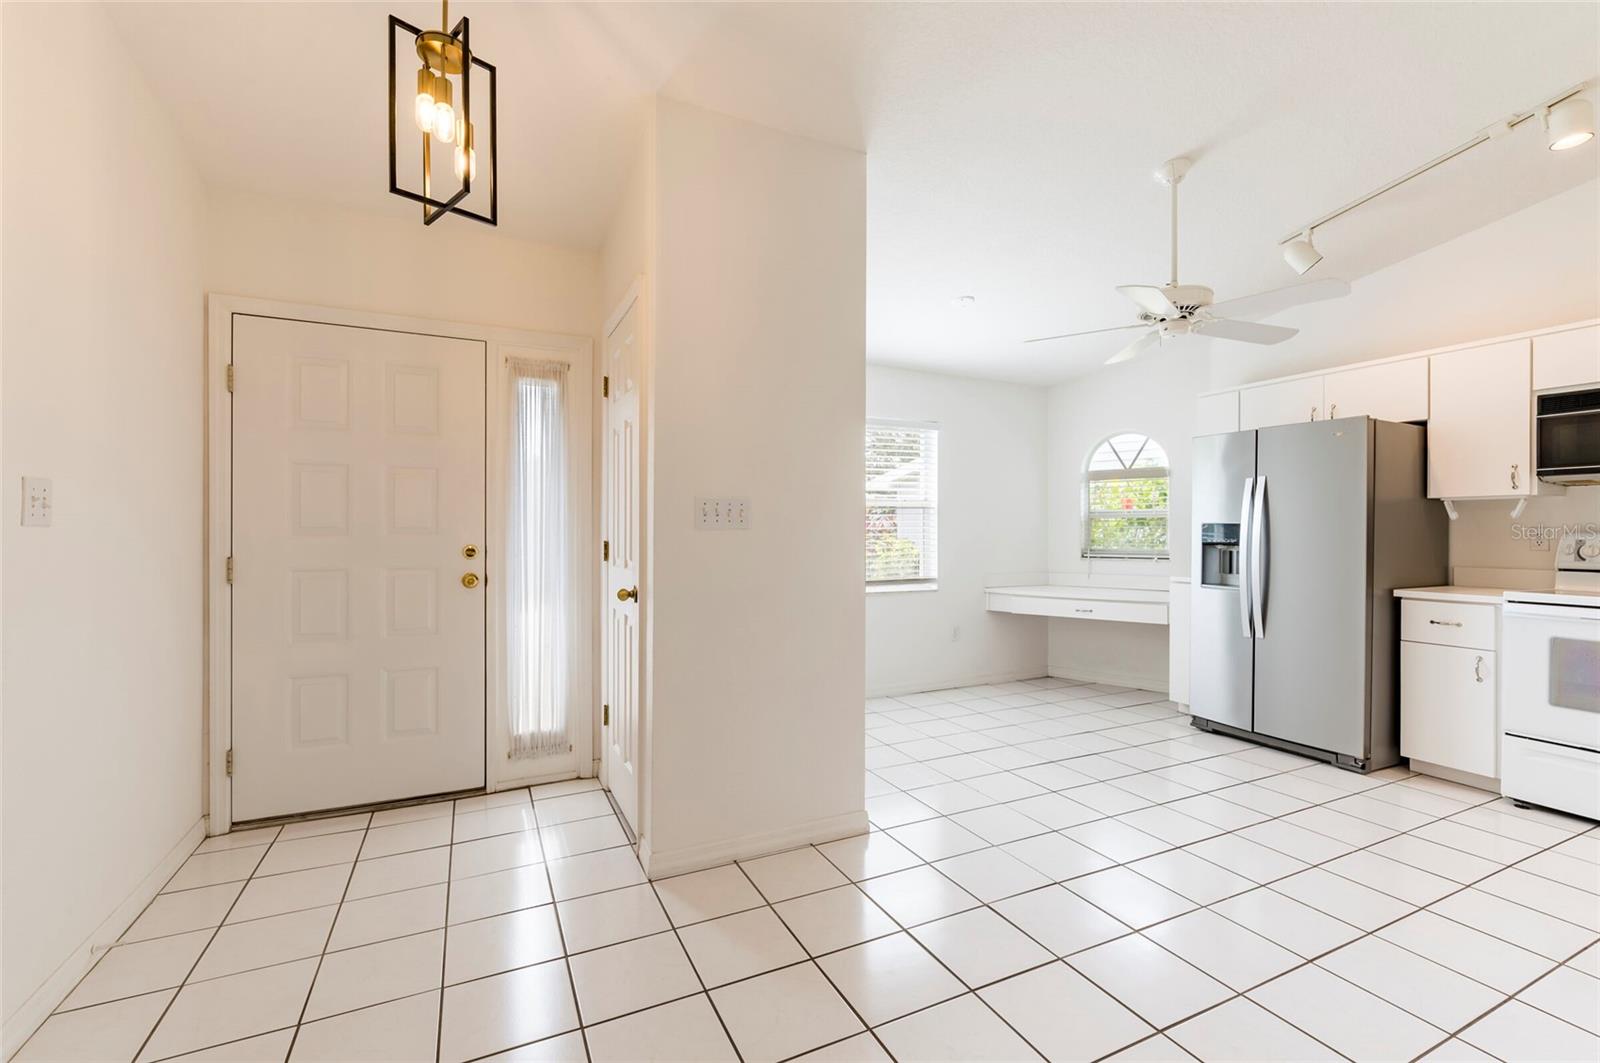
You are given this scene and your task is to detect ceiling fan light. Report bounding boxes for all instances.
[1282,231,1323,276]
[1546,96,1595,151]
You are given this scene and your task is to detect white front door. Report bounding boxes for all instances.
[232,315,487,821]
[602,300,642,833]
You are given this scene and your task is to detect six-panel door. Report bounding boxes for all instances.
[232,315,487,821]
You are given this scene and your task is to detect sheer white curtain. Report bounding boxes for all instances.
[506,358,572,760]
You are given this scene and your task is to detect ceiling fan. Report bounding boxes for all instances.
[1027,157,1351,365]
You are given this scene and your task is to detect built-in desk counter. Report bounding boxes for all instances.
[984,585,1169,626]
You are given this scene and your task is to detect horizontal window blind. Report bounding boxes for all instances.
[866,421,938,583]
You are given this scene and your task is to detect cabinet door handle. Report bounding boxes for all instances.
[1329,403,1337,418]
[1309,406,1318,422]
[1510,464,1519,490]
[1428,619,1463,627]
[1474,656,1485,683]
[1073,608,1094,614]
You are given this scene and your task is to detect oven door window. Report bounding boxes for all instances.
[1550,637,1600,714]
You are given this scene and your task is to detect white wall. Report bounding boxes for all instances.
[205,188,601,339]
[1043,345,1209,689]
[865,366,1047,694]
[641,100,867,872]
[1,3,205,1051]
[1210,182,1598,390]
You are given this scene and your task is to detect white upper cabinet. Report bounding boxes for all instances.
[1323,358,1429,423]
[1194,391,1239,436]
[1428,339,1531,499]
[1532,325,1600,392]
[1239,376,1324,430]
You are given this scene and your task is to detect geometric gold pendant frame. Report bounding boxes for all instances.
[388,4,498,226]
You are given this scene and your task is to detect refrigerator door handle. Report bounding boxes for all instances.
[1238,477,1255,639]
[1251,475,1269,636]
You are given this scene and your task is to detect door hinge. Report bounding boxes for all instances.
[602,539,610,562]
[225,749,234,776]
[602,375,609,398]
[226,364,235,393]
[603,703,610,727]
[225,556,234,583]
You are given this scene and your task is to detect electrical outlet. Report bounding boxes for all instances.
[21,477,51,527]
[695,497,750,530]
[1530,528,1553,552]
[951,625,961,642]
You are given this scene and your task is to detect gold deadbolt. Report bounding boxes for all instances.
[616,586,638,602]
[461,572,481,589]
[462,544,479,559]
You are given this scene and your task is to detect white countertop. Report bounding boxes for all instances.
[986,584,1169,604]
[1393,586,1510,606]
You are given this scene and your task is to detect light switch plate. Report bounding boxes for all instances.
[695,497,750,530]
[22,477,52,527]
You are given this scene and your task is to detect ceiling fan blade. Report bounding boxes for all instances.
[1105,330,1164,365]
[1206,278,1350,322]
[1199,319,1298,345]
[1024,323,1146,345]
[1115,284,1179,319]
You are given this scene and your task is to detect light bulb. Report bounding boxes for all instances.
[430,74,454,143]
[454,121,476,182]
[1547,96,1595,152]
[413,68,435,133]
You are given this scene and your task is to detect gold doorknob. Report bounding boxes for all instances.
[461,573,481,589]
[616,586,638,602]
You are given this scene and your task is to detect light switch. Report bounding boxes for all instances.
[695,497,750,530]
[22,477,52,527]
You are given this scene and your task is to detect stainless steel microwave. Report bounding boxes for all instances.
[1537,387,1600,485]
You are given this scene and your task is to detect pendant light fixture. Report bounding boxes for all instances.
[388,0,497,226]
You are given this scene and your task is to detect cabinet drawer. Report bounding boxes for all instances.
[1400,599,1496,650]
[1400,642,1497,778]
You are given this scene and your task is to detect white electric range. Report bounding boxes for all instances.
[1501,529,1600,821]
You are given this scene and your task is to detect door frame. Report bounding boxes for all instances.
[599,277,647,837]
[206,295,594,834]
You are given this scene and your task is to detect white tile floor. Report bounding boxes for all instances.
[21,676,1600,1062]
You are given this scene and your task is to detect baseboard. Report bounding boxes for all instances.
[1407,758,1501,793]
[3,816,206,1060]
[1047,663,1169,693]
[866,668,1047,700]
[638,810,868,880]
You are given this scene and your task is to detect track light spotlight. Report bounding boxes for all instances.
[1546,95,1595,151]
[1282,230,1323,276]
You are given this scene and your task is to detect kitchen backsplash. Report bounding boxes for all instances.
[1448,485,1600,572]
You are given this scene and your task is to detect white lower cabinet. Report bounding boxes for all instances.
[1398,597,1499,781]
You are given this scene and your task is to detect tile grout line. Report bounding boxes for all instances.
[278,814,375,1063]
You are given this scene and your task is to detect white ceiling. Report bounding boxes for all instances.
[109,2,1597,383]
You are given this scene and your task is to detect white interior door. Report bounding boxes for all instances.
[232,315,487,821]
[602,299,642,833]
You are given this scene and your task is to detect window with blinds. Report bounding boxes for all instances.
[1083,433,1170,559]
[866,421,939,585]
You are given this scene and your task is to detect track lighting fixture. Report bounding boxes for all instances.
[1546,95,1595,151]
[1276,80,1593,274]
[1281,230,1323,276]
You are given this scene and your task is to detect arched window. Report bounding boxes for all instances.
[1083,433,1169,559]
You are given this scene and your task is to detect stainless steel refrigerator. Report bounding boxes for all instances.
[1190,417,1447,771]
